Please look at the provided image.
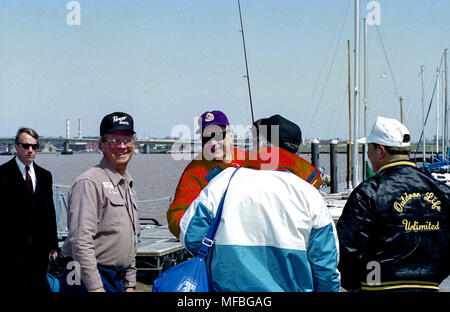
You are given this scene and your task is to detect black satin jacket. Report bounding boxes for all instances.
[337,161,450,291]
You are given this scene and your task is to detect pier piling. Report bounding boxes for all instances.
[330,140,338,193]
[311,139,320,169]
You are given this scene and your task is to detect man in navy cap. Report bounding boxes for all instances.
[244,114,324,189]
[61,112,140,292]
[167,110,247,238]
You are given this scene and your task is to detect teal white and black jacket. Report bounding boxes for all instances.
[179,167,340,292]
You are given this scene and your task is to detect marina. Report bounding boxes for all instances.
[0,0,449,293]
[1,151,359,224]
[3,151,448,291]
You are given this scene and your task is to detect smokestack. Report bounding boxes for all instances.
[78,119,82,139]
[66,119,70,139]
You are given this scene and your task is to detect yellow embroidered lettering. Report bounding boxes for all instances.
[402,219,410,231]
[423,192,434,201]
[402,219,440,232]
[423,192,442,212]
[394,192,421,213]
[394,202,403,213]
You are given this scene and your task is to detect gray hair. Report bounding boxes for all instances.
[15,127,39,144]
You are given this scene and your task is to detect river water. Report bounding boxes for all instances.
[0,152,359,224]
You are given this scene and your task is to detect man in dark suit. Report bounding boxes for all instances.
[0,127,58,291]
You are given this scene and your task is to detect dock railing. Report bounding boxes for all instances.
[53,184,70,240]
[52,184,172,240]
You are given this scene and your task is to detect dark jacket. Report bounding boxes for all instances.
[337,160,449,291]
[0,157,58,291]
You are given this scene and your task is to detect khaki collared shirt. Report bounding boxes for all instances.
[62,158,140,290]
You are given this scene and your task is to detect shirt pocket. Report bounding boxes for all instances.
[108,193,128,226]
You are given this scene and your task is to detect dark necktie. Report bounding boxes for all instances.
[25,166,34,195]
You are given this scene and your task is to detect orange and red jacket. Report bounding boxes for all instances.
[167,147,247,238]
[242,146,323,189]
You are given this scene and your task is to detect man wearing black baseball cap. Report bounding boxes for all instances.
[61,112,140,292]
[244,114,324,189]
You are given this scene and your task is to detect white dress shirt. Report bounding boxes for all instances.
[15,157,36,192]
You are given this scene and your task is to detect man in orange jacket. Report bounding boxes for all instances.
[243,114,323,189]
[167,110,247,237]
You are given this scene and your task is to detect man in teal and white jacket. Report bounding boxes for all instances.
[179,166,340,292]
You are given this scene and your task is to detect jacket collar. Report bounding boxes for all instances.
[100,157,133,187]
[15,156,34,172]
[377,160,416,174]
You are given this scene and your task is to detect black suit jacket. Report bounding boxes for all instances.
[0,157,58,290]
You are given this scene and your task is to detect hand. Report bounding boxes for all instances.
[89,287,106,292]
[49,250,58,260]
[323,174,332,186]
[125,288,135,292]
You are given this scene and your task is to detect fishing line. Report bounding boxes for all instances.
[305,0,351,136]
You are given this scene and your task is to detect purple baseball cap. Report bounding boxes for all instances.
[197,110,230,133]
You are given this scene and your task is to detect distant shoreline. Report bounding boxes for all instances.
[0,150,441,156]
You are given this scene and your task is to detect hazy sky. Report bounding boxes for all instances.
[0,0,449,142]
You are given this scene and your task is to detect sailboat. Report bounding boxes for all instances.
[415,49,449,185]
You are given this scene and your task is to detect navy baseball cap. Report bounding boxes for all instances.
[100,112,136,136]
[255,114,302,146]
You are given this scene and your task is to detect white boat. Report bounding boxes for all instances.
[431,172,450,186]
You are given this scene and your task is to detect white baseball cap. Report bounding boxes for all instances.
[357,116,411,147]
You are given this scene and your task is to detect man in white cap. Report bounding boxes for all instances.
[337,116,449,292]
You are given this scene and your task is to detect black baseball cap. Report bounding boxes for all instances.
[100,112,136,136]
[254,114,302,146]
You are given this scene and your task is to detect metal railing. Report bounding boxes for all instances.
[53,184,70,240]
[52,184,172,240]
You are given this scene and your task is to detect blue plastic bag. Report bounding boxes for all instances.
[153,167,241,292]
[47,273,60,292]
[152,255,211,292]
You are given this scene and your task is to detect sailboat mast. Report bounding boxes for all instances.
[363,18,368,137]
[237,0,255,124]
[352,0,360,188]
[436,67,440,156]
[421,65,426,163]
[347,40,352,190]
[442,60,446,158]
[444,49,448,160]
[362,17,368,181]
[399,97,404,123]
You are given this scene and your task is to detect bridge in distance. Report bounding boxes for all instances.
[0,136,250,153]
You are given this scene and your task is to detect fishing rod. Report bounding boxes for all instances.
[237,0,255,124]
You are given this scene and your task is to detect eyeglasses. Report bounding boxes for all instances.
[19,143,39,150]
[202,131,227,142]
[106,137,135,147]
